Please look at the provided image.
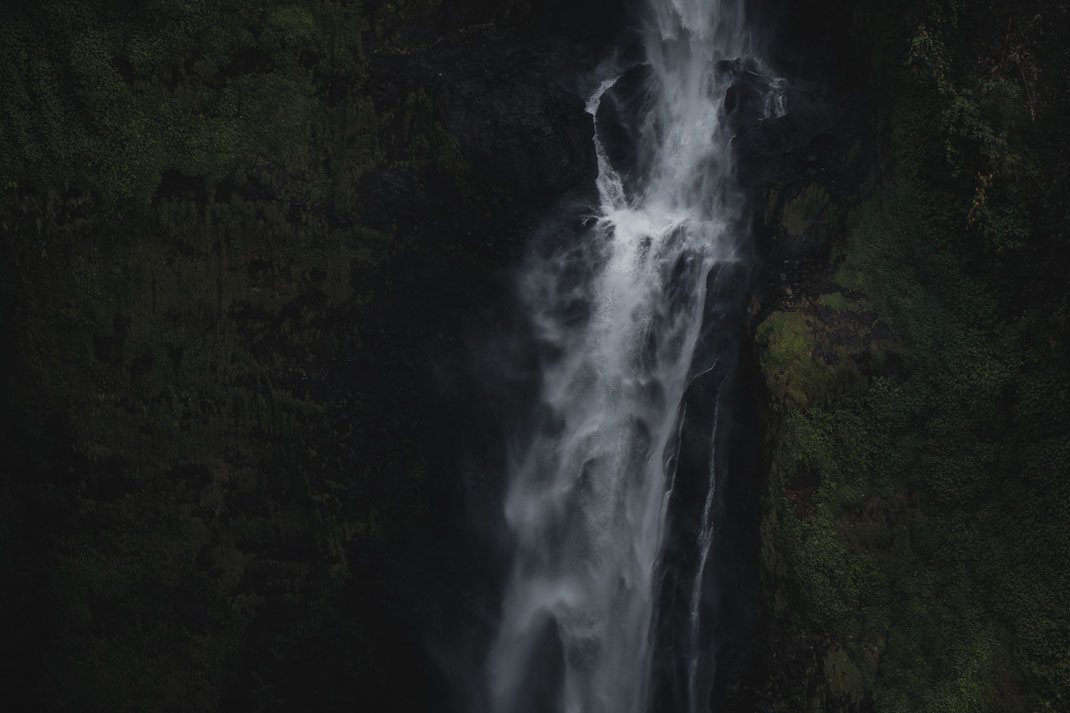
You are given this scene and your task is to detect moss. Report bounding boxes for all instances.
[825,644,866,705]
[762,179,1070,702]
[756,3,1070,709]
[780,184,830,238]
[756,298,887,414]
[757,310,818,406]
[1,0,552,709]
[815,291,873,314]
[815,291,851,311]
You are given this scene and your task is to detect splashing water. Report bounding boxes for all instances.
[488,2,783,711]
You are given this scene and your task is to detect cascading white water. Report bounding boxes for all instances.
[488,2,780,711]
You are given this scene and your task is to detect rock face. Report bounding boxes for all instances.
[8,1,1069,711]
[717,58,780,134]
[0,3,621,711]
[708,8,881,710]
[723,0,1070,711]
[595,62,653,199]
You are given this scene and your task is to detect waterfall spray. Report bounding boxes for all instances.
[488,2,782,711]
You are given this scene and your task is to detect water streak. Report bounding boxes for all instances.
[488,2,780,711]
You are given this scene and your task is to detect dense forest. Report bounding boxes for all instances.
[1,0,1067,711]
[747,1,1069,709]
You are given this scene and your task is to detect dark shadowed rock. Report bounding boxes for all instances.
[365,32,600,258]
[717,57,778,135]
[595,62,654,199]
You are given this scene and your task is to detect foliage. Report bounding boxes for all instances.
[756,1,1070,710]
[780,184,830,238]
[0,0,547,710]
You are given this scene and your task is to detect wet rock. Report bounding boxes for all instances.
[595,62,653,198]
[732,79,842,189]
[717,57,781,134]
[365,33,600,253]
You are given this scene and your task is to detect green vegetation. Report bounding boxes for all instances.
[3,0,1067,710]
[755,1,1070,710]
[780,184,830,238]
[757,311,818,405]
[0,0,552,710]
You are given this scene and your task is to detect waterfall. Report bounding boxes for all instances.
[487,2,782,711]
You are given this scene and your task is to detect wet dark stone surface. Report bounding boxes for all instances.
[595,62,654,199]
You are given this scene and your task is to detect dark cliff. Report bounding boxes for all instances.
[2,1,1069,712]
[733,0,1070,711]
[0,1,621,710]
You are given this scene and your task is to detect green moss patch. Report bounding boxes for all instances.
[757,310,819,406]
[780,184,830,238]
[755,2,1070,708]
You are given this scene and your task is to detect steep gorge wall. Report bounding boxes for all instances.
[0,2,620,710]
[740,1,1070,710]
[4,1,1069,711]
